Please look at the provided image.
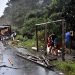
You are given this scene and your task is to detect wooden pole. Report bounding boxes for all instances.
[70,30,73,54]
[36,26,39,52]
[44,24,47,55]
[61,20,66,61]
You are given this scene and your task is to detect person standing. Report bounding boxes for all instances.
[51,32,57,55]
[65,31,71,53]
[47,35,52,55]
[54,37,59,56]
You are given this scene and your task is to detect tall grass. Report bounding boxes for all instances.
[55,61,75,75]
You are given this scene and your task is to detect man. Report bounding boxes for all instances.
[51,32,56,47]
[51,32,57,55]
[11,31,16,40]
[65,31,71,54]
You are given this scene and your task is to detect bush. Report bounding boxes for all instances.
[21,39,36,48]
[38,30,45,48]
[15,35,24,41]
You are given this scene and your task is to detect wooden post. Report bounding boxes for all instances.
[70,30,73,54]
[36,26,39,52]
[61,20,66,61]
[0,29,1,40]
[9,25,11,35]
[44,24,47,55]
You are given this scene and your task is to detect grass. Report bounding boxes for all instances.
[53,60,75,75]
[13,35,35,48]
[21,39,36,48]
[14,35,44,49]
[12,34,45,50]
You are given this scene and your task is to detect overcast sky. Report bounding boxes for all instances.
[0,0,8,17]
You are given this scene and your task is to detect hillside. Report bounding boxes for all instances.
[0,0,74,34]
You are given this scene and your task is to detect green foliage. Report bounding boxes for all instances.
[3,0,62,34]
[63,0,75,31]
[3,0,74,38]
[55,61,75,75]
[38,30,45,41]
[15,35,24,41]
[21,39,36,48]
[38,30,45,47]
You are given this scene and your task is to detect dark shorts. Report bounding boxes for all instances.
[66,41,71,48]
[51,42,54,47]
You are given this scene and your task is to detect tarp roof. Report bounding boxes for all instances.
[0,25,10,28]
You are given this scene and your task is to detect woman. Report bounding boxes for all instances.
[47,35,52,54]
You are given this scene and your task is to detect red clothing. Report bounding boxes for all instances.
[47,37,52,47]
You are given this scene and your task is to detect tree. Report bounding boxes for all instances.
[63,0,75,30]
[3,0,51,33]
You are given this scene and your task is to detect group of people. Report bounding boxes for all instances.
[47,30,73,56]
[47,33,59,56]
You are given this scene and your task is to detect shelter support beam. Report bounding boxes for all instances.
[44,24,47,55]
[36,26,39,52]
[61,20,66,61]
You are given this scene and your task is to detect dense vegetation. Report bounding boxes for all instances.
[3,0,74,34]
[2,0,75,49]
[63,0,75,31]
[4,0,51,34]
[54,60,75,75]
